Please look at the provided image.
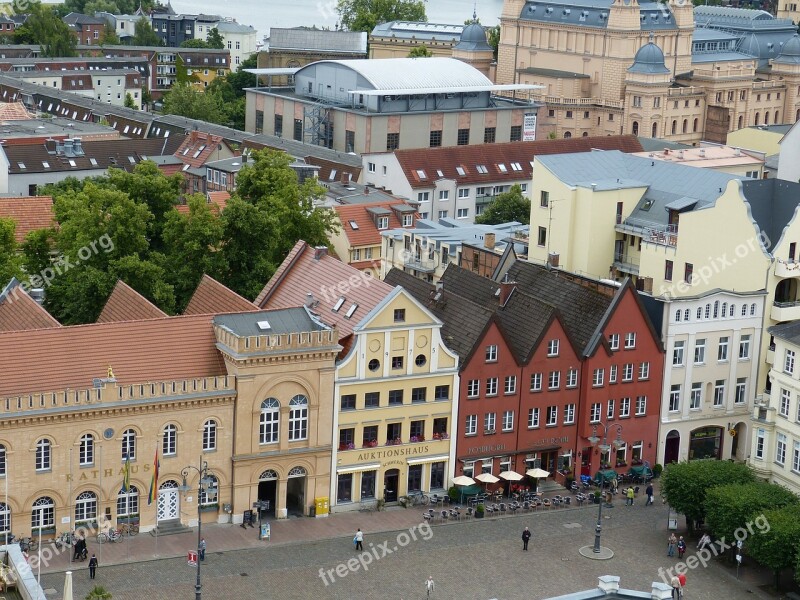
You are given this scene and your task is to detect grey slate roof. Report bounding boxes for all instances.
[741,178,800,252]
[268,28,367,54]
[213,307,328,337]
[628,42,670,74]
[536,150,741,227]
[517,67,590,79]
[495,290,557,364]
[518,0,676,30]
[768,319,800,345]
[370,21,463,42]
[454,22,492,52]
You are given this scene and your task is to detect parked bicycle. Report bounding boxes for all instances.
[407,491,430,506]
[10,535,38,552]
[97,528,122,544]
[119,522,139,536]
[55,531,76,550]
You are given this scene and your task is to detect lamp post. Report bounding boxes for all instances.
[585,421,624,556]
[179,457,216,600]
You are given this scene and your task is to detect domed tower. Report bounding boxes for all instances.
[624,36,673,138]
[771,34,800,124]
[453,11,495,79]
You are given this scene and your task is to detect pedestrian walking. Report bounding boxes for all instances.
[667,533,677,557]
[88,553,98,580]
[425,575,435,598]
[199,537,206,561]
[521,527,531,551]
[678,572,686,595]
[698,533,712,551]
[677,536,687,559]
[645,483,654,506]
[670,575,682,599]
[354,528,363,551]
[626,487,635,506]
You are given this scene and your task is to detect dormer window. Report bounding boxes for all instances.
[377,216,389,229]
[402,214,413,227]
[416,170,427,179]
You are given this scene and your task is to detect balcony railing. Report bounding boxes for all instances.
[616,218,678,247]
[404,255,437,272]
[775,260,800,278]
[771,300,800,322]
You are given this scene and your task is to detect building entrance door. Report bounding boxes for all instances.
[384,469,399,502]
[157,480,179,522]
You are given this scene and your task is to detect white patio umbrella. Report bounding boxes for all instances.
[475,473,500,491]
[499,470,524,481]
[452,475,476,504]
[526,468,551,479]
[63,571,73,600]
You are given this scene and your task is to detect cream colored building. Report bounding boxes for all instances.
[631,143,765,179]
[496,0,800,143]
[777,120,800,182]
[750,320,800,496]
[331,287,459,510]
[727,124,794,157]
[777,0,800,23]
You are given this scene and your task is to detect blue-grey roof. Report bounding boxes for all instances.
[694,5,791,29]
[741,178,800,253]
[769,319,800,345]
[536,150,742,226]
[267,28,367,54]
[628,42,670,74]
[692,51,754,63]
[213,307,329,337]
[519,0,676,30]
[455,22,492,52]
[370,21,463,42]
[693,28,739,42]
[775,33,800,65]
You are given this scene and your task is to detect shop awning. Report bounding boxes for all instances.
[336,463,381,474]
[407,454,449,465]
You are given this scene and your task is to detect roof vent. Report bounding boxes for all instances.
[257,320,271,331]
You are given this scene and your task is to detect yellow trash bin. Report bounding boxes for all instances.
[315,497,329,517]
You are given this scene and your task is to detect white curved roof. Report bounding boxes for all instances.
[311,57,493,91]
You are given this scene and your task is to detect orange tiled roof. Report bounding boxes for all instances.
[96,280,168,323]
[335,201,417,248]
[184,274,257,315]
[0,313,225,397]
[0,196,54,243]
[175,191,230,215]
[254,240,394,340]
[392,135,644,189]
[0,101,32,120]
[0,279,61,332]
[174,131,225,169]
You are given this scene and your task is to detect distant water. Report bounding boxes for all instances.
[165,0,505,43]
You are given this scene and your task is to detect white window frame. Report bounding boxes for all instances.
[548,371,560,390]
[486,377,498,396]
[776,433,786,465]
[636,396,647,416]
[639,362,650,380]
[608,334,619,350]
[484,412,496,433]
[669,385,681,412]
[694,339,706,365]
[713,381,725,407]
[546,406,558,426]
[592,368,604,387]
[504,375,517,395]
[780,388,791,417]
[620,397,631,418]
[673,341,685,366]
[162,424,177,456]
[609,365,617,384]
[202,419,217,451]
[734,378,746,404]
[530,373,542,392]
[690,384,702,410]
[564,403,575,424]
[502,410,514,432]
[739,335,751,359]
[622,363,633,382]
[718,337,729,362]
[465,415,477,436]
[624,332,636,349]
[289,395,309,441]
[589,403,601,423]
[607,399,615,420]
[785,349,795,375]
[567,368,578,388]
[467,379,479,398]
[260,398,279,444]
[486,345,498,362]
[79,433,95,466]
[528,408,540,429]
[547,339,559,356]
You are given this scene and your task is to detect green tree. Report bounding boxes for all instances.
[407,44,432,57]
[206,27,224,49]
[20,228,56,284]
[161,82,226,124]
[217,149,338,299]
[98,22,121,46]
[336,0,427,32]
[162,195,225,311]
[705,482,798,559]
[141,86,153,106]
[487,25,500,60]
[747,505,800,590]
[132,17,162,46]
[180,38,210,48]
[661,460,755,534]
[124,92,136,109]
[226,54,258,95]
[14,2,77,58]
[84,0,119,16]
[474,184,530,225]
[85,585,113,600]
[0,218,24,285]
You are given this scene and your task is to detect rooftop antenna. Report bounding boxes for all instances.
[473,3,478,21]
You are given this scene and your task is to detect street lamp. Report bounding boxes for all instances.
[179,457,216,600]
[584,421,624,557]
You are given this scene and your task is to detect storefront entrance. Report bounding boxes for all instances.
[540,451,557,473]
[384,469,399,502]
[258,469,277,517]
[689,427,722,460]
[664,430,680,465]
[286,466,306,516]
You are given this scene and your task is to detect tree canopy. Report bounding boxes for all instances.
[407,44,432,57]
[746,504,800,589]
[0,218,23,285]
[336,0,427,32]
[661,460,755,532]
[474,184,531,225]
[132,18,163,47]
[162,82,225,124]
[14,2,77,58]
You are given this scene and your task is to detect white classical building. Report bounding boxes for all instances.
[750,320,800,496]
[214,21,258,67]
[777,121,800,184]
[650,290,765,466]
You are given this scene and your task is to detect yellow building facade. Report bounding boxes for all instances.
[331,287,459,511]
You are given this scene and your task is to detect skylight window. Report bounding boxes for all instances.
[349,220,359,230]
[182,164,190,171]
[198,145,206,152]
[192,150,202,158]
[456,166,466,176]
[17,162,25,169]
[416,169,427,179]
[345,303,358,318]
[89,158,98,166]
[68,159,76,167]
[123,125,130,133]
[128,156,135,164]
[257,320,271,331]
[476,165,488,174]
[329,169,337,181]
[182,148,190,155]
[436,169,444,177]
[511,162,522,171]
[333,297,345,312]
[42,161,50,169]
[498,163,507,173]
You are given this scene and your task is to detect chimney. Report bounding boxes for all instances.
[547,252,560,268]
[73,137,84,156]
[305,292,316,308]
[313,246,328,260]
[641,276,653,293]
[484,232,496,250]
[499,274,517,306]
[44,138,57,153]
[363,185,370,195]
[64,138,74,157]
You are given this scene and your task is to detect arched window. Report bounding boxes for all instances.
[259,469,278,481]
[199,474,219,506]
[288,466,307,478]
[682,119,688,133]
[582,131,589,137]
[671,120,677,135]
[652,122,658,137]
[696,307,702,319]
[693,118,698,133]
[721,302,727,317]
[564,131,572,138]
[704,304,711,319]
[741,304,747,317]
[764,111,770,125]
[675,309,682,322]
[259,398,280,445]
[289,395,309,441]
[117,485,139,517]
[738,115,743,129]
[75,491,98,523]
[713,301,719,318]
[32,496,54,529]
[0,443,5,477]
[632,121,639,136]
[35,438,51,471]
[79,433,95,466]
[684,309,690,321]
[0,502,9,534]
[750,303,756,316]
[162,424,177,456]
[729,304,735,318]
[755,112,760,125]
[202,419,217,452]
[122,428,136,461]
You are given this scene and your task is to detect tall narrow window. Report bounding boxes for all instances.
[260,398,280,444]
[289,395,309,441]
[202,419,217,451]
[79,433,95,466]
[162,424,177,456]
[36,438,51,471]
[122,429,136,461]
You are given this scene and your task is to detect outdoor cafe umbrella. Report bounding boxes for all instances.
[452,475,476,504]
[499,470,524,497]
[63,571,73,600]
[526,468,551,493]
[475,472,501,496]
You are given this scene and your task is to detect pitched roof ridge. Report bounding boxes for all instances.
[183,274,258,316]
[97,279,168,323]
[254,240,308,306]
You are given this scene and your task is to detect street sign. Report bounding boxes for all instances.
[188,550,198,566]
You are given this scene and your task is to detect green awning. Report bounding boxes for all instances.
[627,465,652,477]
[594,469,618,483]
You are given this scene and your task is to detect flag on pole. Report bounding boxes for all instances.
[122,454,131,493]
[147,447,160,505]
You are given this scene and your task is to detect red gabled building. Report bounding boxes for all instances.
[387,254,664,485]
